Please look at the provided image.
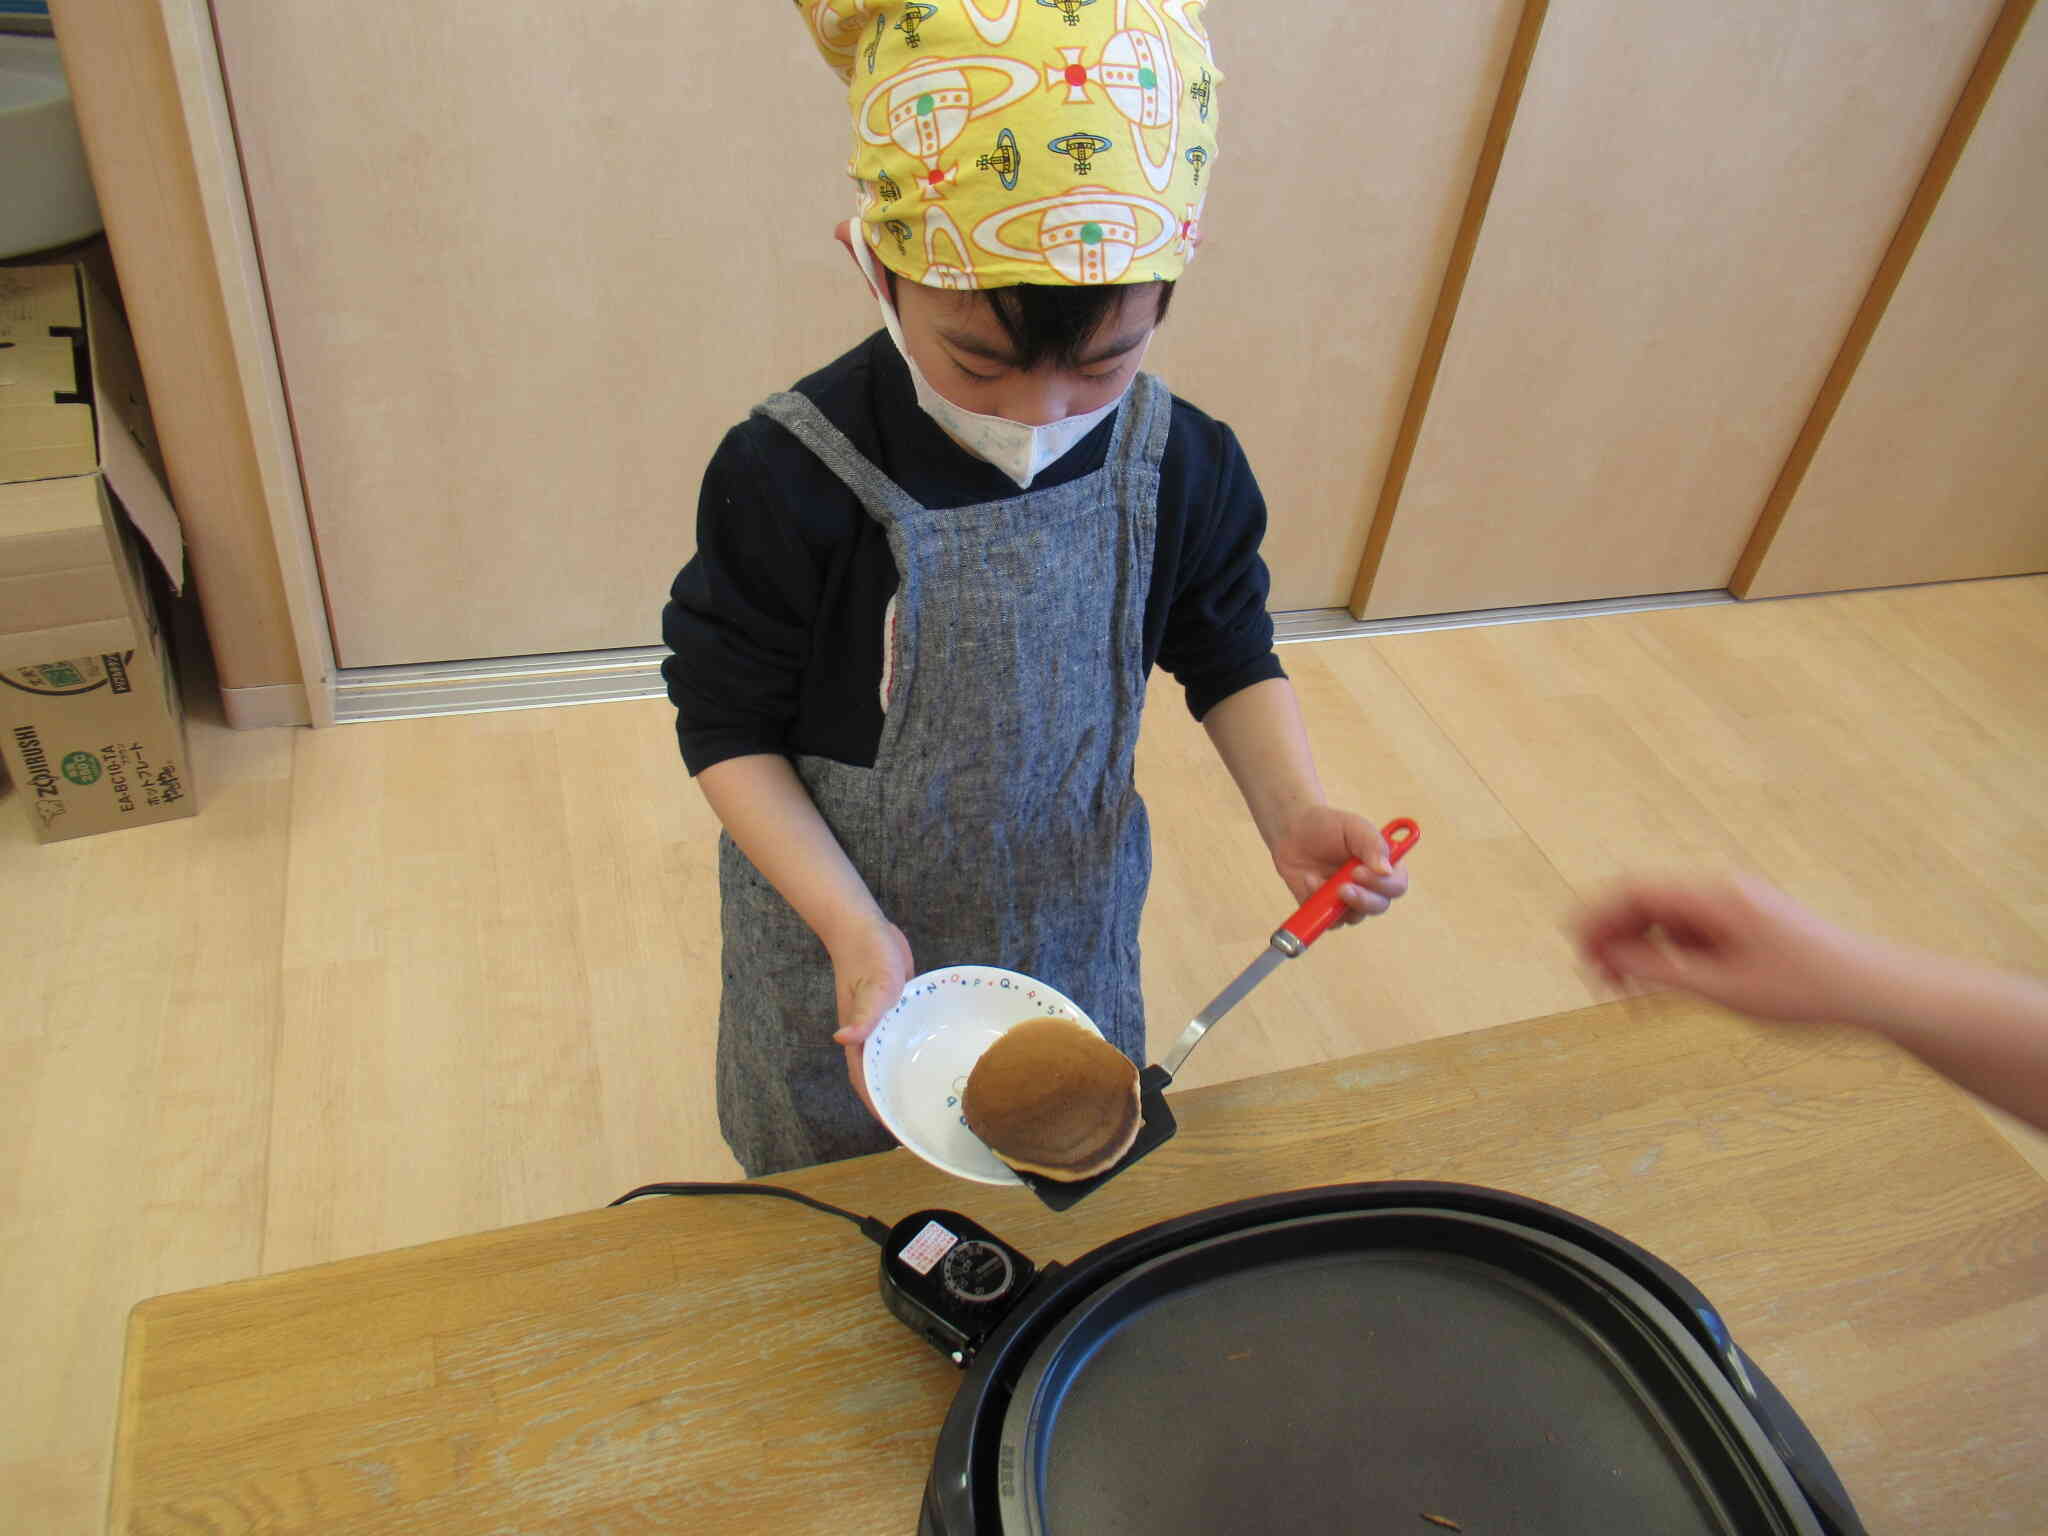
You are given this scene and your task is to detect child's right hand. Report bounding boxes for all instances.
[829,916,915,1122]
[1576,876,1879,1028]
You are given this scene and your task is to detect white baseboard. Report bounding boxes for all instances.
[220,681,310,728]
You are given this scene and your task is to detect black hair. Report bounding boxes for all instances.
[981,281,1174,371]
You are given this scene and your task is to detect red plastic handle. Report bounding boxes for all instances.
[1278,818,1421,951]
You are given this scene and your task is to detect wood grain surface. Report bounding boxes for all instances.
[108,993,2048,1533]
[1348,0,1551,619]
[1738,0,2048,599]
[1364,0,2003,618]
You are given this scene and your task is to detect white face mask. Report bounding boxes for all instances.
[845,225,1134,491]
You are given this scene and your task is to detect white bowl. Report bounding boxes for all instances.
[0,36,103,259]
[865,965,1103,1185]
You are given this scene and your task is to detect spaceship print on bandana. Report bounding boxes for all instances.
[961,0,1024,45]
[1048,130,1116,177]
[895,2,937,48]
[1173,189,1205,261]
[1044,0,1183,193]
[805,0,873,79]
[853,178,919,262]
[922,206,984,289]
[972,190,1178,284]
[857,53,1041,203]
[1158,0,1215,67]
[978,126,1024,190]
[821,1,1031,76]
[807,0,1219,288]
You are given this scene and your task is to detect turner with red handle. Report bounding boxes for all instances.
[1020,818,1421,1211]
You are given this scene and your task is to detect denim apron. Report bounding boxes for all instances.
[715,374,1170,1176]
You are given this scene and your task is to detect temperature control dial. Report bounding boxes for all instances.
[942,1239,1017,1304]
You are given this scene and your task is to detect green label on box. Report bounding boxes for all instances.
[2,656,113,697]
[61,750,101,786]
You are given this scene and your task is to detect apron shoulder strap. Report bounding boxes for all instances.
[1108,372,1175,478]
[753,391,923,527]
[759,372,1169,518]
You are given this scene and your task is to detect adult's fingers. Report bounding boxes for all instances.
[1578,882,1730,956]
[1594,933,1696,992]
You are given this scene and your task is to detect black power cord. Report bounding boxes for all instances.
[609,1180,892,1246]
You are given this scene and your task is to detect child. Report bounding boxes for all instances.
[663,2,1407,1178]
[1579,877,2048,1133]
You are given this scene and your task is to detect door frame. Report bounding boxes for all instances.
[159,0,337,725]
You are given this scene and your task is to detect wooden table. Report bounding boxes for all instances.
[108,995,2048,1534]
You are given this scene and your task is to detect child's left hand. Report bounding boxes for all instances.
[1268,806,1410,926]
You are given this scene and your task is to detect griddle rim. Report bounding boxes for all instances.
[994,1206,1821,1534]
[918,1182,1856,1535]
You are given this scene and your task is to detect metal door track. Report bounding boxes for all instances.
[334,590,1734,723]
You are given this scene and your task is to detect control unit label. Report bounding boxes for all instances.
[898,1219,959,1276]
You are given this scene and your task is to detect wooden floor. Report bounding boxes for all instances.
[6,575,2046,1529]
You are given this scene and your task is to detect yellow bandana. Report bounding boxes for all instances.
[798,1,1221,290]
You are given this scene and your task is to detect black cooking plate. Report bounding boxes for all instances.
[907,1183,1862,1535]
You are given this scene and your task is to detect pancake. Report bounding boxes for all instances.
[963,1016,1143,1181]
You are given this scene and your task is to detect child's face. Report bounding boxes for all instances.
[891,282,1160,427]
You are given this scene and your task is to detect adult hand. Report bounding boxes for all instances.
[1576,876,1877,1025]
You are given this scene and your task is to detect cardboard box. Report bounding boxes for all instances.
[1,265,193,843]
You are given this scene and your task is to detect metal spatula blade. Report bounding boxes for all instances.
[1014,818,1421,1210]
